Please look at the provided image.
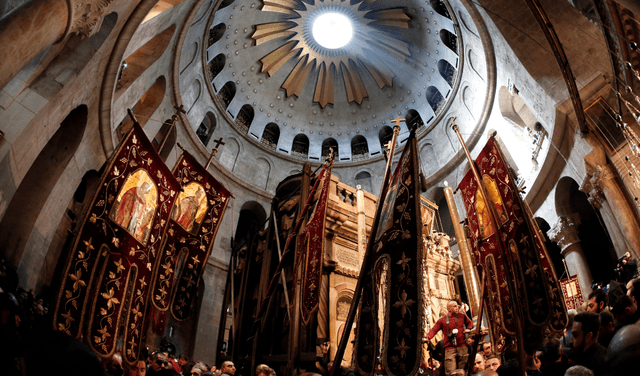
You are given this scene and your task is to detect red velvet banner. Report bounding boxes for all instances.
[295,158,333,324]
[53,124,180,363]
[355,129,424,376]
[560,276,584,310]
[457,137,567,352]
[149,151,231,321]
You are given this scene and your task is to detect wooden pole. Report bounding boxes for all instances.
[449,119,527,376]
[329,124,402,375]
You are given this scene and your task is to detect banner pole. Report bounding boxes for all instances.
[449,119,527,376]
[329,121,403,376]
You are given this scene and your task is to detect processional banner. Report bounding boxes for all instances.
[457,137,567,352]
[150,151,231,321]
[295,157,333,324]
[559,276,584,310]
[355,129,424,376]
[53,123,180,363]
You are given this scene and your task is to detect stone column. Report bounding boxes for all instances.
[587,164,640,260]
[548,215,593,297]
[0,0,113,91]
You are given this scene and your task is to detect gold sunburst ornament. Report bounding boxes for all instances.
[252,0,411,108]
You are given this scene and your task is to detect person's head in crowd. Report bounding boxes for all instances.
[192,363,208,376]
[526,352,541,372]
[150,352,169,372]
[220,361,236,376]
[256,364,270,376]
[495,358,521,376]
[542,336,563,365]
[182,361,196,376]
[567,309,577,330]
[447,300,460,315]
[129,359,147,376]
[474,371,498,376]
[482,342,493,357]
[605,324,640,376]
[598,310,615,346]
[473,353,486,373]
[564,365,594,376]
[22,329,104,376]
[178,354,189,367]
[587,289,607,313]
[106,352,124,376]
[611,295,638,325]
[485,355,501,372]
[571,311,600,355]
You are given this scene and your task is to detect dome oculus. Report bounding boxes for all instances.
[312,13,353,49]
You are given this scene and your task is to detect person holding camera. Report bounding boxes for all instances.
[426,301,473,376]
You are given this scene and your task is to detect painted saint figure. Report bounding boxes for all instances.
[110,171,157,245]
[172,183,207,234]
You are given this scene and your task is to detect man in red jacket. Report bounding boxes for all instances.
[426,301,473,375]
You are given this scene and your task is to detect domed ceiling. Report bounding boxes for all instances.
[200,0,463,163]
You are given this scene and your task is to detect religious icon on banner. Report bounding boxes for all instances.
[475,175,508,239]
[171,182,208,234]
[110,169,158,245]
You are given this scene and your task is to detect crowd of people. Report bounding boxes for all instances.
[424,277,640,376]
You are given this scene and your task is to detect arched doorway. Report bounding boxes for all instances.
[0,105,88,283]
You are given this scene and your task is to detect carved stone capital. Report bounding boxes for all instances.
[547,215,581,252]
[66,0,114,38]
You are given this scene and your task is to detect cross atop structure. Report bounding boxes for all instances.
[391,115,405,128]
[205,138,225,169]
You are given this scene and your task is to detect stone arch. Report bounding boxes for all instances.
[31,12,118,99]
[0,105,88,276]
[261,123,280,149]
[426,86,444,113]
[351,135,369,160]
[237,104,254,131]
[208,53,226,80]
[254,158,271,190]
[219,0,235,10]
[116,76,166,141]
[440,29,457,54]
[420,142,439,176]
[355,171,372,193]
[498,86,539,130]
[115,24,176,99]
[192,0,213,26]
[197,112,217,147]
[219,137,240,171]
[180,41,199,75]
[152,117,178,162]
[322,138,338,158]
[143,0,187,23]
[218,81,236,109]
[234,200,267,255]
[553,176,617,286]
[438,59,456,87]
[292,134,309,159]
[378,126,393,149]
[208,23,226,48]
[405,109,425,129]
[186,79,202,114]
[468,49,483,79]
[430,0,451,19]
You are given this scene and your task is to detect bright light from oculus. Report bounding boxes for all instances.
[312,13,353,49]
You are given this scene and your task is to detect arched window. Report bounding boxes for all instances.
[261,123,280,149]
[117,76,167,141]
[430,0,451,19]
[236,104,254,132]
[438,60,456,87]
[355,171,373,193]
[208,53,226,81]
[196,112,216,146]
[218,81,236,109]
[152,115,178,161]
[208,23,226,47]
[378,126,394,150]
[440,29,458,54]
[351,135,369,161]
[292,134,309,160]
[322,138,338,158]
[405,109,425,129]
[426,86,444,113]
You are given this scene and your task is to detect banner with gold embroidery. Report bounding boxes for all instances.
[560,276,584,310]
[53,124,179,364]
[149,151,231,321]
[457,137,567,352]
[295,157,333,324]
[354,128,424,376]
